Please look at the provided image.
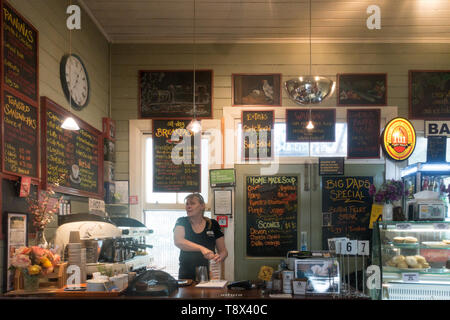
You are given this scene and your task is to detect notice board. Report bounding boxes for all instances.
[321,176,373,249]
[241,110,274,160]
[286,109,336,142]
[347,109,380,159]
[246,175,298,257]
[40,97,103,198]
[152,119,201,192]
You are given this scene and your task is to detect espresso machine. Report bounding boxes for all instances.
[54,214,154,275]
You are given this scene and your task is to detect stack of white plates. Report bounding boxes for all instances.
[67,243,87,283]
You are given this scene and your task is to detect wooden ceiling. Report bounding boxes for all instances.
[78,0,450,43]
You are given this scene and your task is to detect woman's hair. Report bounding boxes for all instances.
[185,193,211,229]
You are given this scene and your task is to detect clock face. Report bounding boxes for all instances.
[60,54,90,110]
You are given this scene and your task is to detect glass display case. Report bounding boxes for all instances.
[401,162,450,221]
[372,221,450,300]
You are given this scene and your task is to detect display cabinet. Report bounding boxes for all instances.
[372,221,450,300]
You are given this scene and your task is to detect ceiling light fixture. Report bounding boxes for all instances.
[284,0,335,106]
[62,0,80,131]
[186,0,201,134]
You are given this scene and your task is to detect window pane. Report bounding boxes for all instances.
[407,136,427,165]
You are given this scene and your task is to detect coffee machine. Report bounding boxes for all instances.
[54,214,154,274]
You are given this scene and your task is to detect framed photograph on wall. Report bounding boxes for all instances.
[409,70,450,119]
[5,212,28,292]
[337,73,387,106]
[139,70,213,119]
[232,73,282,106]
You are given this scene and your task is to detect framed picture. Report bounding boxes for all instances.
[114,180,129,204]
[139,70,213,119]
[214,189,233,216]
[409,70,450,119]
[232,73,282,106]
[5,212,28,292]
[337,73,387,106]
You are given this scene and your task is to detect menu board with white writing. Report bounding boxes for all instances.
[2,91,38,177]
[40,97,103,198]
[246,175,298,257]
[321,176,373,249]
[2,1,38,101]
[152,119,201,192]
[242,110,274,160]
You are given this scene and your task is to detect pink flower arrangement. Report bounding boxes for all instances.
[9,246,61,276]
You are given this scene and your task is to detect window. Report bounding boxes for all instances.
[237,122,347,159]
[144,136,209,204]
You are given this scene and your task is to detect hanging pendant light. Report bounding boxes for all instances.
[62,0,79,131]
[306,108,314,130]
[284,0,335,106]
[187,0,201,134]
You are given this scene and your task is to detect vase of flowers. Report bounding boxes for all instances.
[369,179,408,222]
[26,176,64,248]
[9,246,61,291]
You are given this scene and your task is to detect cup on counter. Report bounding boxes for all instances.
[69,231,81,243]
[195,266,209,283]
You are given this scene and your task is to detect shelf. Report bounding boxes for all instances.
[382,243,450,250]
[383,267,450,275]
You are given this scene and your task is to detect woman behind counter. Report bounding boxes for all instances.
[173,193,228,280]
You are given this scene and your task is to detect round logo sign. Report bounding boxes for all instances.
[382,118,416,161]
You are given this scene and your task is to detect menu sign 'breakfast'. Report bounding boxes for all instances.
[321,176,373,249]
[242,110,274,160]
[152,119,201,192]
[41,97,102,198]
[347,109,380,159]
[2,92,38,177]
[2,1,38,101]
[246,175,298,257]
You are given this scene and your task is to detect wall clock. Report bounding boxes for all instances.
[60,53,90,111]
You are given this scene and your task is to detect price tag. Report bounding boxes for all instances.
[402,273,419,283]
[344,240,358,255]
[357,240,370,256]
[434,223,449,230]
[396,223,412,230]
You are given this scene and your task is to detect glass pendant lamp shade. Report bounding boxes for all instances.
[187,118,201,133]
[61,116,80,130]
[284,76,335,105]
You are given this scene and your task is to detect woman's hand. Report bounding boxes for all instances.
[200,247,215,260]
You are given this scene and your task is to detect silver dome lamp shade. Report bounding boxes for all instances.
[284,0,335,106]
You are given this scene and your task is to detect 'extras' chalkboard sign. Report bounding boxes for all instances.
[347,109,380,159]
[286,109,336,142]
[2,1,38,102]
[321,176,373,249]
[40,97,103,199]
[246,175,298,257]
[2,91,39,178]
[242,110,274,160]
[152,119,201,192]
[427,136,447,163]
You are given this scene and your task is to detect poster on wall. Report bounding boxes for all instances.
[5,212,28,292]
[347,109,380,159]
[337,73,387,106]
[232,73,282,106]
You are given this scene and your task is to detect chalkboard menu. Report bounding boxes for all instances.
[2,1,38,101]
[321,176,373,249]
[319,157,344,176]
[2,92,38,177]
[246,175,298,257]
[347,109,380,159]
[286,109,336,142]
[242,110,274,160]
[41,97,103,198]
[152,119,201,192]
[427,136,447,163]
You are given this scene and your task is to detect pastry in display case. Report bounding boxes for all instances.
[372,221,450,300]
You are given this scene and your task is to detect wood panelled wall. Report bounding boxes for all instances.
[111,42,450,179]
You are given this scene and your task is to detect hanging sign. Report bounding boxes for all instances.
[381,118,416,161]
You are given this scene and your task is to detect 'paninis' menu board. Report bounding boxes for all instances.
[2,92,38,177]
[246,175,298,257]
[242,110,274,160]
[347,109,380,159]
[321,176,373,249]
[286,109,336,142]
[41,97,103,198]
[2,1,38,101]
[152,119,201,192]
